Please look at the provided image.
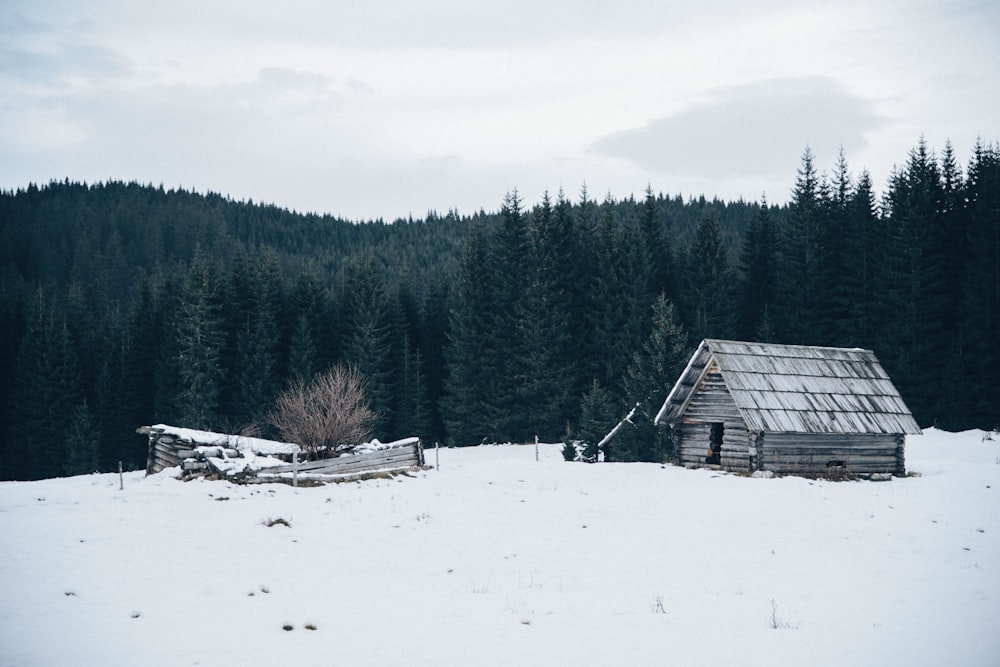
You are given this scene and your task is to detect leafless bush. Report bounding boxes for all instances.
[269,365,379,458]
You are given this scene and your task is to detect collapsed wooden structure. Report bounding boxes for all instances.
[654,339,921,477]
[141,424,424,483]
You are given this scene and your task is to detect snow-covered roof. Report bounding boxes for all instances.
[145,424,301,456]
[655,339,921,435]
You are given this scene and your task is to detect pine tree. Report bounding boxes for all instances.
[64,401,101,476]
[228,251,284,427]
[126,279,159,437]
[682,209,735,341]
[958,140,1000,428]
[520,191,578,439]
[419,272,450,443]
[442,222,498,444]
[569,380,617,462]
[173,248,225,430]
[641,184,674,301]
[0,284,27,479]
[342,254,396,438]
[738,197,777,340]
[396,335,433,442]
[489,190,533,441]
[588,194,649,401]
[879,138,948,424]
[287,269,334,373]
[842,171,883,348]
[624,294,690,409]
[774,147,824,343]
[616,294,689,463]
[815,149,853,345]
[11,300,84,479]
[287,313,319,386]
[92,322,136,470]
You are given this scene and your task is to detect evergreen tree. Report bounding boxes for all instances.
[738,196,777,340]
[879,138,948,424]
[0,284,27,478]
[958,140,1000,428]
[774,147,824,343]
[589,194,647,401]
[641,184,674,301]
[442,222,498,444]
[616,294,689,463]
[228,251,284,427]
[815,149,852,345]
[624,294,690,409]
[286,269,335,373]
[842,171,883,348]
[126,278,160,434]
[342,254,396,438]
[64,401,101,476]
[396,335,433,442]
[92,321,138,470]
[682,209,735,341]
[568,380,617,462]
[287,313,319,386]
[520,191,578,439]
[486,190,533,441]
[10,301,84,479]
[173,249,225,430]
[419,272,450,443]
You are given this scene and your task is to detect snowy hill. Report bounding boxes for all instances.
[1,429,997,666]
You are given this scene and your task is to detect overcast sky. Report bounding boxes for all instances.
[2,1,997,221]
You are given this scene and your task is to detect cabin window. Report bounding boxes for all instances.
[707,422,723,464]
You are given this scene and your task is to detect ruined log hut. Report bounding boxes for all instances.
[141,424,300,476]
[654,339,921,477]
[141,424,424,482]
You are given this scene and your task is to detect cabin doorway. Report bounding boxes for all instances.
[707,422,723,464]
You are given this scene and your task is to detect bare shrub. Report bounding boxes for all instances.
[269,365,379,458]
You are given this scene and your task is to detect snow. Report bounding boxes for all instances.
[148,423,301,456]
[1,428,997,666]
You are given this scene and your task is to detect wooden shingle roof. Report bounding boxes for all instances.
[655,339,921,435]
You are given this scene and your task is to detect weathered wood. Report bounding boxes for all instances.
[152,450,184,466]
[762,454,900,465]
[265,445,421,476]
[151,441,200,459]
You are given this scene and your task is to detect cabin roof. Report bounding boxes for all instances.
[654,339,922,435]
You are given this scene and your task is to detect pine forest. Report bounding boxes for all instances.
[1,138,998,480]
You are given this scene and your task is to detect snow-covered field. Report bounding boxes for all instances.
[1,429,997,666]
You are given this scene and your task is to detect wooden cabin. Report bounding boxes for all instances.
[654,339,921,477]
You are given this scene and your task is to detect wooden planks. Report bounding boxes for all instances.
[142,423,424,482]
[264,443,423,477]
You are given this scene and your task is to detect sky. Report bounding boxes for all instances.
[1,1,997,222]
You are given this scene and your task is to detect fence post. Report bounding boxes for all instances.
[535,435,539,462]
[118,461,124,491]
[292,451,298,487]
[435,441,440,471]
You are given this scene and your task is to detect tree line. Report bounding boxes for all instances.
[0,138,997,479]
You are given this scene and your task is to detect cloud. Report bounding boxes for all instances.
[591,76,887,182]
[0,14,132,88]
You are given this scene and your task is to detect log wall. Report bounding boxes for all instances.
[760,433,905,476]
[673,363,752,472]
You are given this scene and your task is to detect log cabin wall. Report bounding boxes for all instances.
[760,432,905,476]
[674,361,752,472]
